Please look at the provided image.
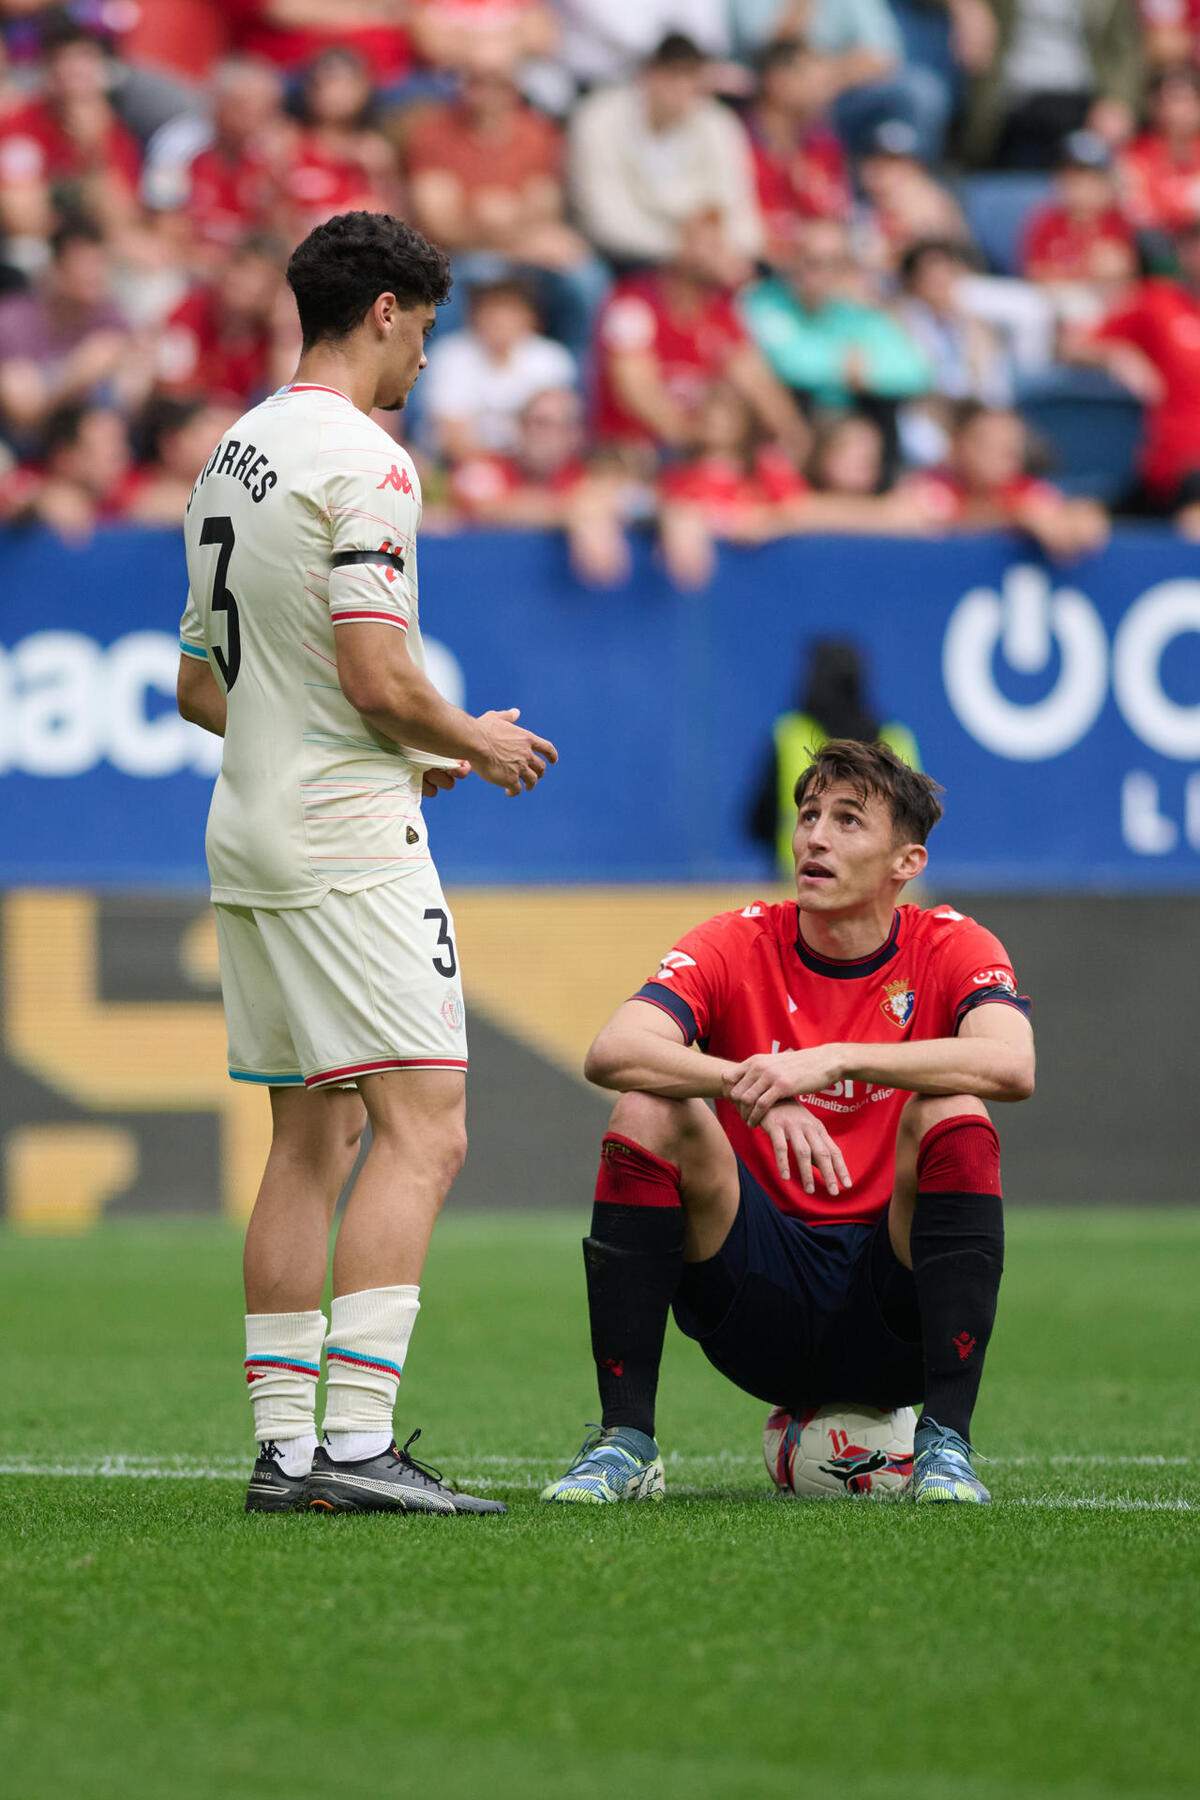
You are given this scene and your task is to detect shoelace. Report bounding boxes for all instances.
[565,1423,609,1472]
[395,1428,446,1489]
[565,1425,639,1477]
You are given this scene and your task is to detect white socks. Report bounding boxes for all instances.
[322,1285,421,1458]
[245,1288,420,1469]
[244,1311,324,1473]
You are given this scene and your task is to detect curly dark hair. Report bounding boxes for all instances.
[286,212,453,349]
[794,739,944,845]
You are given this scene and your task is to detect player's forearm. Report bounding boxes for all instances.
[176,661,227,736]
[584,1028,737,1099]
[610,368,693,445]
[837,1036,1035,1102]
[351,663,487,763]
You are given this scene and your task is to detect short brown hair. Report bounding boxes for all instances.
[793,739,944,844]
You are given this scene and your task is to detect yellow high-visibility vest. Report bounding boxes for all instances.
[773,713,922,875]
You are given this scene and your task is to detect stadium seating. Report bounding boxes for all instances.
[1016,367,1144,501]
[958,172,1056,276]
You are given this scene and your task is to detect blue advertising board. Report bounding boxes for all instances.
[1,523,1198,889]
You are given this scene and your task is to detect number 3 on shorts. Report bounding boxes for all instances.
[424,907,458,978]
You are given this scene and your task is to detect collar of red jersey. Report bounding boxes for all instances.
[793,907,901,979]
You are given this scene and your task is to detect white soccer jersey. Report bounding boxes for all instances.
[180,382,449,909]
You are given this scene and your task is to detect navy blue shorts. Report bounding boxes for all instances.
[671,1156,924,1411]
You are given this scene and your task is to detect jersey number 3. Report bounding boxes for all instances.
[424,908,458,978]
[200,515,241,692]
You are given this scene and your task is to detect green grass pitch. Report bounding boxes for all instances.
[1,1209,1196,1800]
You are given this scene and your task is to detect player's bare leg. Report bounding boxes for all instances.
[887,1093,1004,1503]
[242,1086,366,1511]
[331,1067,466,1294]
[244,1087,367,1311]
[305,1068,503,1516]
[543,1091,740,1504]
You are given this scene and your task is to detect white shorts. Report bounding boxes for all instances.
[215,868,467,1090]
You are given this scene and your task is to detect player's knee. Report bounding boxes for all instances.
[609,1089,689,1158]
[901,1092,988,1150]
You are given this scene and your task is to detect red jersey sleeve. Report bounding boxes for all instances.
[632,911,745,1045]
[926,909,1032,1034]
[1093,289,1154,354]
[755,446,808,503]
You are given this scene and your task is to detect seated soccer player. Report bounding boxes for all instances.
[542,740,1034,1507]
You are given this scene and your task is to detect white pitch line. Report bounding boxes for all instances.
[0,1456,1196,1515]
[0,1462,1192,1512]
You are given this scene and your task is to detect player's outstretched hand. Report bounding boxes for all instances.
[421,761,471,798]
[759,1102,851,1196]
[725,1046,845,1127]
[473,707,559,796]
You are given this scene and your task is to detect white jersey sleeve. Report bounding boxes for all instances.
[316,424,460,773]
[183,384,447,909]
[179,585,207,661]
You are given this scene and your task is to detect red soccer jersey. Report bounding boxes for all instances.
[156,287,272,404]
[593,275,748,446]
[0,98,141,192]
[1020,203,1135,281]
[183,144,279,250]
[1092,277,1200,496]
[279,137,381,231]
[1119,132,1200,232]
[634,901,1028,1228]
[658,447,808,528]
[902,469,1060,526]
[748,120,851,251]
[449,452,586,515]
[228,1,411,78]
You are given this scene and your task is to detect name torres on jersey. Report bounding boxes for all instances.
[187,434,279,510]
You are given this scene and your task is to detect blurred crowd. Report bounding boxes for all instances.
[4,0,1200,584]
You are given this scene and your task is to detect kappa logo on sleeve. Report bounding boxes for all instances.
[971,968,1015,989]
[377,464,415,495]
[654,951,696,981]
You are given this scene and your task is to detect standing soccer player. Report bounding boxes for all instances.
[543,741,1033,1506]
[176,212,557,1516]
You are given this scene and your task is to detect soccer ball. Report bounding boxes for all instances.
[763,1402,916,1499]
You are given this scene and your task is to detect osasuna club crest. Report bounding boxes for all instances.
[881,979,915,1028]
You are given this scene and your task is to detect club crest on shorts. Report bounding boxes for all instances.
[441,996,464,1032]
[881,979,915,1028]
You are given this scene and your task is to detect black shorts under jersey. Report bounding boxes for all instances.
[671,1155,924,1412]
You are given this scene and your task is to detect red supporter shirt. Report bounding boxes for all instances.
[1093,278,1200,496]
[183,144,278,249]
[634,901,1029,1228]
[449,453,586,514]
[280,136,380,229]
[1119,133,1200,232]
[405,96,561,193]
[0,98,141,191]
[1020,204,1134,280]
[904,469,1061,525]
[228,1,410,78]
[157,287,272,404]
[658,447,808,527]
[748,120,851,247]
[594,276,749,445]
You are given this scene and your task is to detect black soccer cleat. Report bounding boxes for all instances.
[302,1430,507,1516]
[244,1441,311,1513]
